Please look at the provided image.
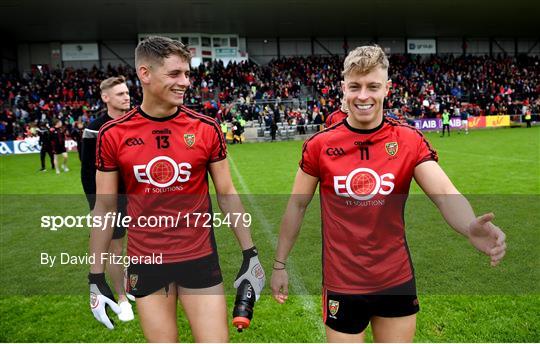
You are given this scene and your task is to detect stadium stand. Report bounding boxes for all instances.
[1,54,538,141]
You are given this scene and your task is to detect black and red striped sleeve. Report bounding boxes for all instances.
[299,135,321,178]
[208,120,227,163]
[182,106,227,163]
[95,125,119,172]
[415,130,438,166]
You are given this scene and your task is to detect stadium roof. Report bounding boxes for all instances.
[2,0,539,42]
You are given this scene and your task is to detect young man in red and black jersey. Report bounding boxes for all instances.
[271,45,506,342]
[89,36,264,341]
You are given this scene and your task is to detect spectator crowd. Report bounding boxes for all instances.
[1,53,538,141]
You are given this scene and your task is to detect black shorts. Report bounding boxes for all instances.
[111,225,126,239]
[323,278,420,334]
[113,200,127,239]
[88,202,126,239]
[54,147,67,154]
[127,252,223,298]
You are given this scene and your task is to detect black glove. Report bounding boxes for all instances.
[234,246,265,301]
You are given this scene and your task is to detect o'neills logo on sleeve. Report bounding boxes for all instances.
[334,167,395,201]
[134,156,192,190]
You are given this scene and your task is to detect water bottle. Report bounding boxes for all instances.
[232,279,256,332]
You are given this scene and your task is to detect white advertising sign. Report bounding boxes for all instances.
[0,139,78,155]
[13,137,41,154]
[407,39,436,54]
[62,43,99,61]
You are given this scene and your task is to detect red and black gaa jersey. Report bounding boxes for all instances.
[325,109,348,128]
[96,106,226,263]
[300,117,437,294]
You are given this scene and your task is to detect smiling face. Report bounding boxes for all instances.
[342,66,390,129]
[138,54,191,110]
[135,36,192,115]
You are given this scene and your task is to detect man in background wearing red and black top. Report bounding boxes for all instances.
[89,36,265,340]
[324,104,348,128]
[50,119,68,174]
[271,45,506,342]
[81,76,134,322]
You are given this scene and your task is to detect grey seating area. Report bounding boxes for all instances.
[255,122,322,141]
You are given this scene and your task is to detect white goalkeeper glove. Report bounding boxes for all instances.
[89,273,122,330]
[233,246,265,301]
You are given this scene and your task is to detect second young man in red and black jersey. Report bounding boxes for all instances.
[324,107,348,128]
[271,45,506,342]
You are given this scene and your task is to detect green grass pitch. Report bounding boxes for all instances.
[0,127,539,342]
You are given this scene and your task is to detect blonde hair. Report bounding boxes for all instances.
[342,45,389,77]
[135,36,191,67]
[100,76,126,92]
[340,45,389,113]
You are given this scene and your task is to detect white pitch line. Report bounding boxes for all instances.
[228,154,324,332]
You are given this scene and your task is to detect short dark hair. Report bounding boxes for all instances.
[135,36,191,67]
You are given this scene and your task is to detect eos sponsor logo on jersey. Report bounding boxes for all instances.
[334,168,395,200]
[325,147,345,156]
[125,138,144,146]
[134,156,192,187]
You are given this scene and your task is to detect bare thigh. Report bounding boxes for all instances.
[325,325,365,343]
[136,283,178,342]
[371,314,416,343]
[177,283,228,342]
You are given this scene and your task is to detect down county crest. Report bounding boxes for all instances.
[90,292,99,309]
[184,133,196,147]
[251,263,265,280]
[385,142,398,156]
[130,274,138,289]
[329,300,339,316]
